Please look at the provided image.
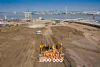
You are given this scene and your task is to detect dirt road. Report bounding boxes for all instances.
[34,26,76,67]
[33,26,65,67]
[35,62,65,67]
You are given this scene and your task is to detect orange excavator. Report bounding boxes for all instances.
[39,41,64,62]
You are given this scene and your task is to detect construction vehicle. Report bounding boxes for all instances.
[39,41,64,62]
[36,30,42,35]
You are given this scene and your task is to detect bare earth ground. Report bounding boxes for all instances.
[0,22,100,67]
[0,27,36,67]
[51,23,100,67]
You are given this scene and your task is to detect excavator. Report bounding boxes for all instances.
[39,41,64,62]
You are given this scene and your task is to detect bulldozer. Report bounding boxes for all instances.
[39,41,64,62]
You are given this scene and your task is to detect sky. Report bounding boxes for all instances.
[0,0,100,12]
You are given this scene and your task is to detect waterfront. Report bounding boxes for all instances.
[0,12,100,22]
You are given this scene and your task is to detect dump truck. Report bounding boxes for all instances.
[38,41,64,62]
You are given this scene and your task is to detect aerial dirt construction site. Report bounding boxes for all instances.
[0,20,100,67]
